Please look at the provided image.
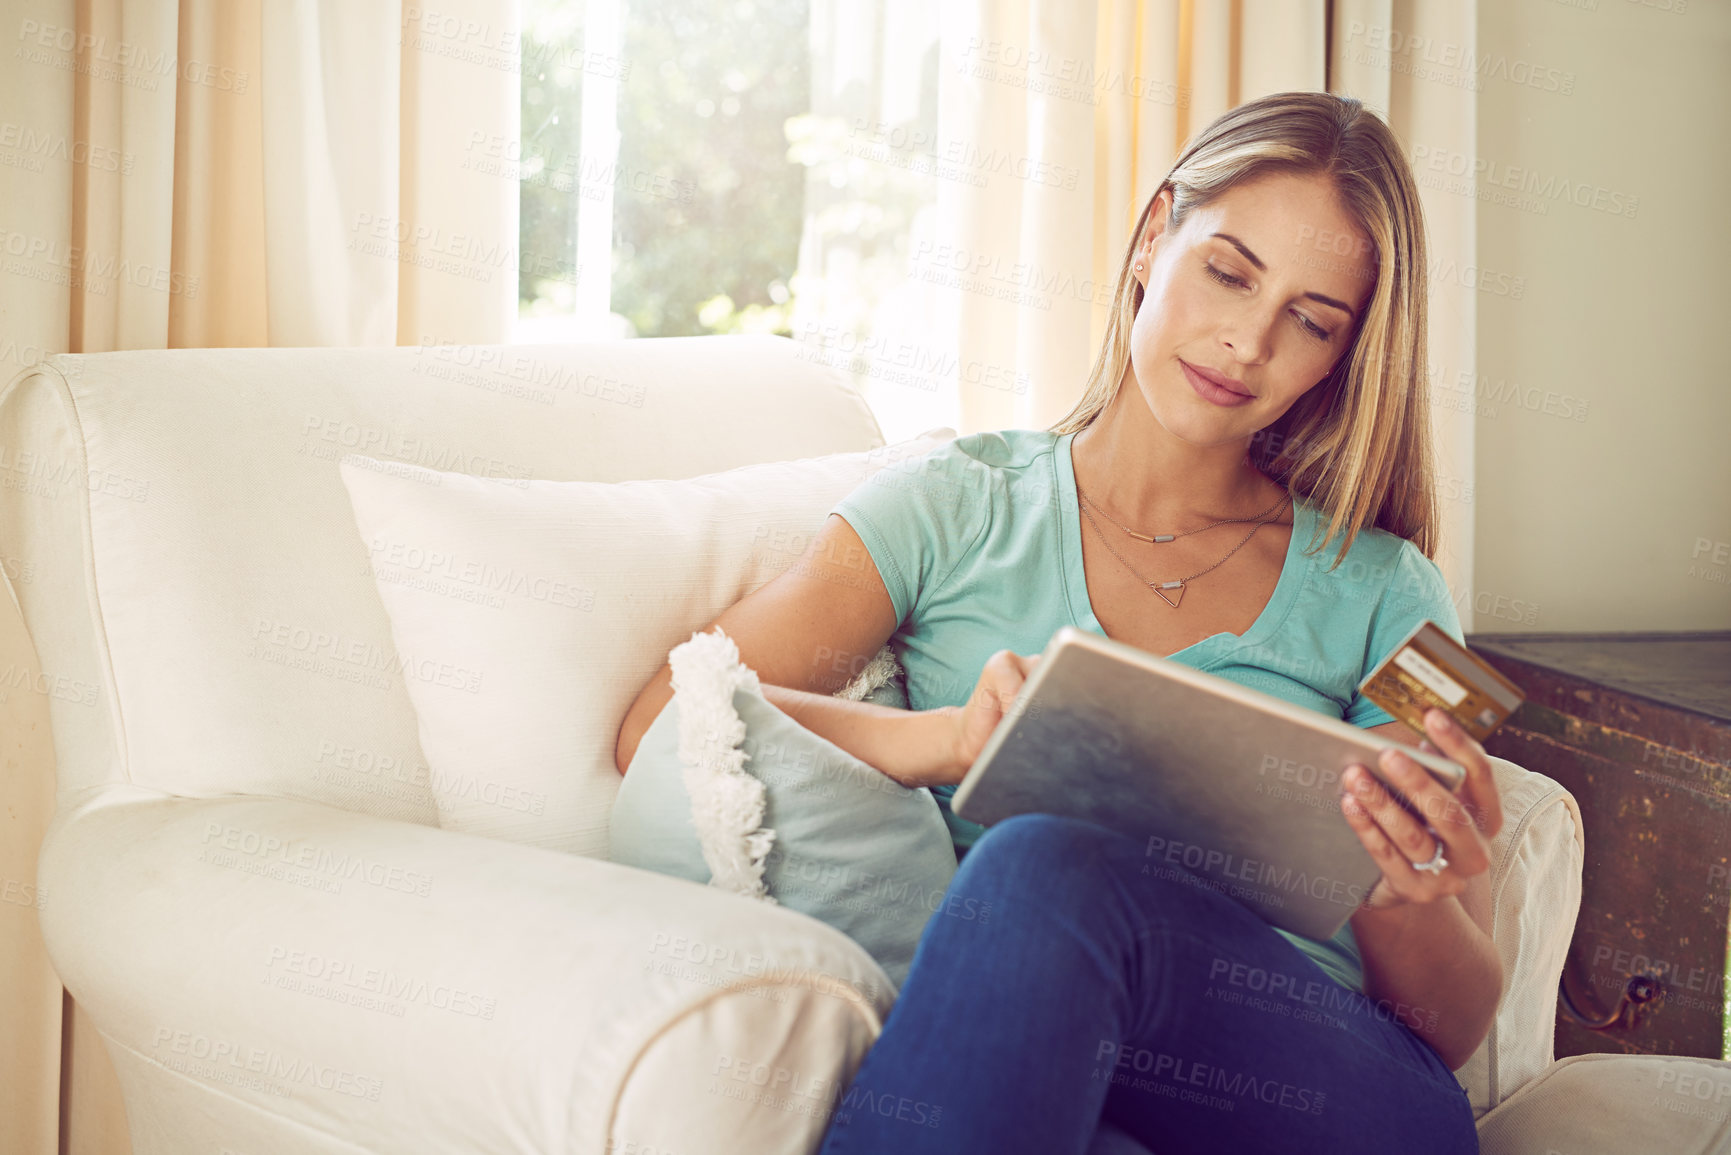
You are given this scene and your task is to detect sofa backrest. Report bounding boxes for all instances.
[0,338,884,821]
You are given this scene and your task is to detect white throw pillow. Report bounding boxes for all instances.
[336,429,955,856]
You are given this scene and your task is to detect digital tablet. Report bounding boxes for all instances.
[949,625,1468,940]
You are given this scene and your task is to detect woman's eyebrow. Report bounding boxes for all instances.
[1210,231,1360,322]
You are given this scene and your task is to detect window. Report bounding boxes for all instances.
[516,0,952,439]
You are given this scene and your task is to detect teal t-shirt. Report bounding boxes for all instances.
[828,427,1466,995]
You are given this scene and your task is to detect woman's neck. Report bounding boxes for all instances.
[1069,384,1283,529]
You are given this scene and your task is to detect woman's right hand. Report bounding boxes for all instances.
[942,649,1042,786]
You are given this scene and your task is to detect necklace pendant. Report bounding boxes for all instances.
[1152,580,1185,609]
[1124,530,1174,543]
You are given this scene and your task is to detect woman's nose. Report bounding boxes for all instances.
[1220,313,1273,365]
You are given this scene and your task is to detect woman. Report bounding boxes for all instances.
[615,91,1498,1154]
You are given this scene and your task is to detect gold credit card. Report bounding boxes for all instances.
[1357,620,1526,743]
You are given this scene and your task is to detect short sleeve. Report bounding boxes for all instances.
[827,441,990,627]
[1343,539,1465,728]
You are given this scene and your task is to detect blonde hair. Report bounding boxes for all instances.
[1048,91,1438,570]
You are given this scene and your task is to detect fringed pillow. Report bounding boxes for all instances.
[607,627,960,988]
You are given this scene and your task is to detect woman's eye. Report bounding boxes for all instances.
[1204,263,1246,289]
[1207,260,1333,342]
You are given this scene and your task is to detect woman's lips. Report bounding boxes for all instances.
[1180,359,1254,407]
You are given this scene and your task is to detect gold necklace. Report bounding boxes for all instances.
[1081,488,1291,542]
[1076,487,1292,609]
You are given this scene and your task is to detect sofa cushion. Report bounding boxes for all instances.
[608,627,958,988]
[337,428,954,855]
[1475,1053,1731,1153]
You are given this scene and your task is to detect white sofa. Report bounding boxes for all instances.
[0,336,1717,1154]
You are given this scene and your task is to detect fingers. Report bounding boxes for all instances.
[992,650,1029,710]
[1371,747,1488,876]
[967,651,1028,725]
[1342,760,1467,883]
[1339,790,1454,908]
[984,650,1040,712]
[1419,708,1505,839]
[1341,736,1502,907]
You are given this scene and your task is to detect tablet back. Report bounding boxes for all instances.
[950,626,1465,939]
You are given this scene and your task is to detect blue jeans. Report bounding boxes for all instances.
[817,813,1479,1155]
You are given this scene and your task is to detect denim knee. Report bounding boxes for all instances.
[971,812,1105,861]
[955,813,1115,901]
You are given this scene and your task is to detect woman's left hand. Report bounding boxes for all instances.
[1339,707,1505,911]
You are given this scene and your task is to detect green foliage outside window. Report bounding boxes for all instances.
[518,0,810,338]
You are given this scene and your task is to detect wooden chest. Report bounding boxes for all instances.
[1467,631,1731,1061]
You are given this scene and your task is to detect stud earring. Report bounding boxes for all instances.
[1134,262,1143,272]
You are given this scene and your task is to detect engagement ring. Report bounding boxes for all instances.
[1411,842,1449,875]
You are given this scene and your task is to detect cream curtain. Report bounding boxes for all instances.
[0,0,518,357]
[0,2,517,1152]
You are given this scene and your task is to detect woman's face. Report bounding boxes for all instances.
[1128,170,1377,448]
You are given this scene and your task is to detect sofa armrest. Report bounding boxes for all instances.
[1456,757,1585,1119]
[38,789,891,1155]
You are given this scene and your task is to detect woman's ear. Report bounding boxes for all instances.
[1134,188,1175,286]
